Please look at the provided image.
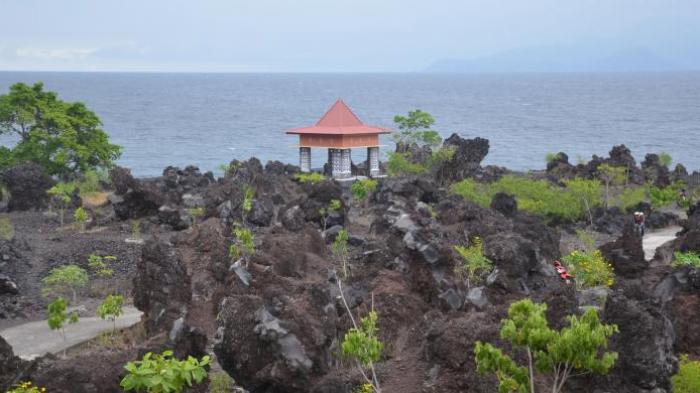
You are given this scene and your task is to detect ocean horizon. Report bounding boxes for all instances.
[2,71,699,177]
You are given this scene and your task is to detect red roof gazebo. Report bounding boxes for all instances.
[287,99,390,178]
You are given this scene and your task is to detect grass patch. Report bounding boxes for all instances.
[451,175,602,222]
[0,215,14,241]
[294,172,326,184]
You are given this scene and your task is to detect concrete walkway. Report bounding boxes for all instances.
[643,226,682,261]
[0,306,142,360]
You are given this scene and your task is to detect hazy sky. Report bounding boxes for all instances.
[1,0,699,72]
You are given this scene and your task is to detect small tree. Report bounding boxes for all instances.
[333,229,350,279]
[97,294,124,334]
[393,109,441,147]
[47,297,79,352]
[453,237,493,289]
[73,207,88,231]
[120,350,210,393]
[598,164,626,209]
[319,198,342,232]
[42,264,89,303]
[47,182,76,226]
[659,152,672,168]
[563,178,602,226]
[475,299,618,393]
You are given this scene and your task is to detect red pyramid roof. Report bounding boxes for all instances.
[287,99,390,135]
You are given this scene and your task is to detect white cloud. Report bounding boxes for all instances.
[15,47,98,60]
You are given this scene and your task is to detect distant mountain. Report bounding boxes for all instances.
[425,45,691,73]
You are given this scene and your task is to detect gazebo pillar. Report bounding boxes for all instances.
[299,147,311,172]
[367,147,379,177]
[328,148,352,179]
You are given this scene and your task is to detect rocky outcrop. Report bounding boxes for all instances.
[602,290,677,392]
[437,133,489,184]
[600,221,648,278]
[641,154,671,187]
[133,238,192,333]
[0,335,31,390]
[0,163,55,211]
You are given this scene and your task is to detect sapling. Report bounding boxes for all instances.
[47,182,76,226]
[337,280,383,393]
[73,207,88,231]
[333,228,350,279]
[47,297,79,355]
[597,164,626,210]
[241,185,255,223]
[97,294,124,334]
[42,264,89,303]
[319,198,342,232]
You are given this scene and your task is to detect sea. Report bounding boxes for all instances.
[1,71,699,177]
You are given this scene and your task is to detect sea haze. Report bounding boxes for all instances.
[1,72,699,177]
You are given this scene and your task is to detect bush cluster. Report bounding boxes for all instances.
[5,381,47,393]
[351,179,378,201]
[120,350,210,393]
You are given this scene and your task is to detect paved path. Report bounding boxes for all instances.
[643,226,682,261]
[0,306,142,360]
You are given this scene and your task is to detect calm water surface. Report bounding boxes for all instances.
[1,72,699,177]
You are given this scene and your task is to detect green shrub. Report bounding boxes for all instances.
[73,207,88,231]
[614,186,645,212]
[351,179,378,201]
[319,199,342,231]
[386,152,428,176]
[673,354,700,393]
[230,225,255,261]
[130,220,141,240]
[672,251,700,269]
[0,215,14,241]
[87,254,114,278]
[294,172,326,184]
[474,299,618,393]
[453,237,493,288]
[209,371,235,393]
[120,350,210,393]
[42,264,89,303]
[648,183,680,208]
[561,249,615,289]
[5,381,47,393]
